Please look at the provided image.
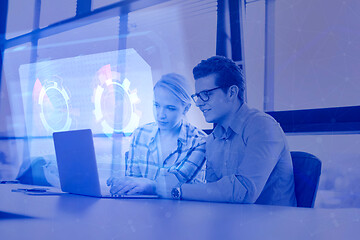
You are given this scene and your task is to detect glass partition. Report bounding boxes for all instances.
[1,0,217,185]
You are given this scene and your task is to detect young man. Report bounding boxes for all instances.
[172,56,297,206]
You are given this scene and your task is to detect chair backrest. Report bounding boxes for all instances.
[16,157,51,186]
[291,151,322,208]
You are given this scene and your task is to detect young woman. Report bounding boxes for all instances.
[108,73,206,196]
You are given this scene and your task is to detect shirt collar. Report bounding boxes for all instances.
[212,103,250,139]
[177,120,189,145]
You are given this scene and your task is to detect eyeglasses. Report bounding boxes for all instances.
[191,86,223,102]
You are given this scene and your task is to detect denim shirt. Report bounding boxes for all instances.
[205,103,297,206]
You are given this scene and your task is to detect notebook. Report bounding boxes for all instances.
[53,129,158,199]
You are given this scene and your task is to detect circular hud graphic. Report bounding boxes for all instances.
[93,74,140,136]
[38,80,72,132]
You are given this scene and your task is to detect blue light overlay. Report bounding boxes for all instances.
[0,1,360,239]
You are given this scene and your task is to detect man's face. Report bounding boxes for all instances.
[194,74,231,125]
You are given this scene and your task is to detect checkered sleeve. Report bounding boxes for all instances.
[169,131,207,183]
[125,128,143,178]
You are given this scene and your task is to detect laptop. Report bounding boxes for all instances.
[53,129,158,199]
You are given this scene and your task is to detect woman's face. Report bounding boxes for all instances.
[153,86,188,131]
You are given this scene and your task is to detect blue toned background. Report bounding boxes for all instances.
[1,0,360,209]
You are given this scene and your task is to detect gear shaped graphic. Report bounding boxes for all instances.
[93,70,141,136]
[38,77,72,133]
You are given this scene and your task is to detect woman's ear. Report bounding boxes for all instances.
[183,103,191,115]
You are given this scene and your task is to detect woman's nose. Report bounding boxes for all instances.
[157,108,166,119]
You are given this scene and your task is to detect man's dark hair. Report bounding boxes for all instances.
[193,56,245,103]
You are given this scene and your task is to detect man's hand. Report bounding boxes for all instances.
[107,176,156,195]
[155,171,180,198]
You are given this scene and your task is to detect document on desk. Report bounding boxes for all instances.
[11,187,65,196]
[11,186,158,198]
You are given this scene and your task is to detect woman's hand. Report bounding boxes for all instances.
[108,176,156,195]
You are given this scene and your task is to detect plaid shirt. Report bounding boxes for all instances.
[125,121,206,183]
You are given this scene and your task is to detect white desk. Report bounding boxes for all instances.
[1,184,359,240]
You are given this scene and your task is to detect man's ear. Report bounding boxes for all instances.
[183,103,191,115]
[227,85,239,100]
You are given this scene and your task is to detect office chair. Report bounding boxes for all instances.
[16,157,52,186]
[291,151,322,208]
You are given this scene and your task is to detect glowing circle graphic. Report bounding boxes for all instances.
[93,76,140,136]
[38,80,72,132]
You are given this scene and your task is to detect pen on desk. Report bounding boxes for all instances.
[0,180,20,184]
[12,188,49,193]
[25,188,48,192]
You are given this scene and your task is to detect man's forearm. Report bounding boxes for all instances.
[182,176,247,203]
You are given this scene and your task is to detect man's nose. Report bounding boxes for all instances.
[195,98,205,107]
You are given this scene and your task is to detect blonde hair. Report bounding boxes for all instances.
[154,73,192,105]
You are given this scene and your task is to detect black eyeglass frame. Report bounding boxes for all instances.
[191,86,225,102]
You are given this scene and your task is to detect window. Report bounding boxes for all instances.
[39,0,77,28]
[272,0,360,111]
[1,0,217,181]
[6,0,37,39]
